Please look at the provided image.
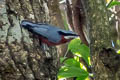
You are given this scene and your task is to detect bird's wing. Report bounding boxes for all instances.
[31,24,61,43]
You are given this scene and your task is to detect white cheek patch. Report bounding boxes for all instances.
[64,36,78,39]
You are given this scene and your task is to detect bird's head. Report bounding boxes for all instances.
[58,30,79,41]
[64,35,78,40]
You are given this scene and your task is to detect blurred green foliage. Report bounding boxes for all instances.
[107,1,120,8]
[58,38,90,80]
[68,39,90,66]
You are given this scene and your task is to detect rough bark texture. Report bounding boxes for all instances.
[87,0,120,80]
[0,0,60,80]
[115,0,120,49]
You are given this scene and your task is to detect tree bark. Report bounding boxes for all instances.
[87,0,120,80]
[0,0,60,80]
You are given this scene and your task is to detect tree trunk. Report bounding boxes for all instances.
[87,0,120,80]
[0,0,60,80]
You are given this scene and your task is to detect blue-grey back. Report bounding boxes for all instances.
[32,24,62,43]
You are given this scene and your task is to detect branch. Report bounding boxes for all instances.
[72,0,88,46]
[66,0,74,30]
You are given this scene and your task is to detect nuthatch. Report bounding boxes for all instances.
[20,20,78,46]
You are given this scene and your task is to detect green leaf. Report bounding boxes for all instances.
[60,57,66,63]
[58,66,89,78]
[76,77,88,80]
[68,39,90,65]
[78,44,90,66]
[107,1,120,8]
[68,38,81,53]
[117,50,120,54]
[64,58,80,68]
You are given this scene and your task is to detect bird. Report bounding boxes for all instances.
[20,20,78,46]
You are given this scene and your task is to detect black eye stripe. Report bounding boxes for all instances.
[58,31,77,36]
